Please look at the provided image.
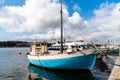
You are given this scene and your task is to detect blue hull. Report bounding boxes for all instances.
[28,54,96,70]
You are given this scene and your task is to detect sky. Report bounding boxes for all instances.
[0,0,120,44]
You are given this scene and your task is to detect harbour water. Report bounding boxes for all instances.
[0,48,117,80]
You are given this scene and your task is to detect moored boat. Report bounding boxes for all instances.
[48,40,88,51]
[27,1,97,70]
[27,42,96,70]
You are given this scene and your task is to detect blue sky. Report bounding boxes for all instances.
[0,0,25,7]
[64,0,120,19]
[0,0,120,44]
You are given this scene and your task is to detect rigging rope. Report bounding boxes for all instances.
[62,12,100,51]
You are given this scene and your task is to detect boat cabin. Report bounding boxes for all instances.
[30,42,48,55]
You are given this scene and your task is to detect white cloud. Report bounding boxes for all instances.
[0,0,69,33]
[73,4,81,12]
[0,0,86,41]
[14,29,61,40]
[63,12,88,40]
[86,2,120,44]
[0,0,120,44]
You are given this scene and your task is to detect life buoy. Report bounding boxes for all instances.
[18,52,22,56]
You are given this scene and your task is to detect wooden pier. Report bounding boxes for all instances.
[108,55,120,80]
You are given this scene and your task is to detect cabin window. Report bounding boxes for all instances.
[41,43,47,45]
[71,46,76,48]
[36,44,40,47]
[41,43,44,45]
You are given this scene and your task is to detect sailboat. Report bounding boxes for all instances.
[27,2,97,70]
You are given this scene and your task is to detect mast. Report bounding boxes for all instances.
[60,1,63,53]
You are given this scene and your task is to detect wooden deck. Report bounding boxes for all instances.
[108,54,120,80]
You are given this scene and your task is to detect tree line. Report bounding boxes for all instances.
[0,41,30,47]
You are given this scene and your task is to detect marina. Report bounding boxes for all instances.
[0,47,119,80]
[0,0,120,80]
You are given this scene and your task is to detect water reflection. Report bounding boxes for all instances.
[95,58,109,72]
[28,64,96,80]
[28,54,117,80]
[91,54,117,80]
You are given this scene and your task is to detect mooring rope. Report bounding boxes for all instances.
[37,54,49,80]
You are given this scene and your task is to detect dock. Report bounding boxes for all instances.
[108,55,120,80]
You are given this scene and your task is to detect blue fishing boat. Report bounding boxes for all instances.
[27,2,97,70]
[27,42,96,70]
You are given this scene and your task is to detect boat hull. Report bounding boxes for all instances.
[27,53,96,70]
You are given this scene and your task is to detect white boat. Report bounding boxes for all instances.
[48,40,91,52]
